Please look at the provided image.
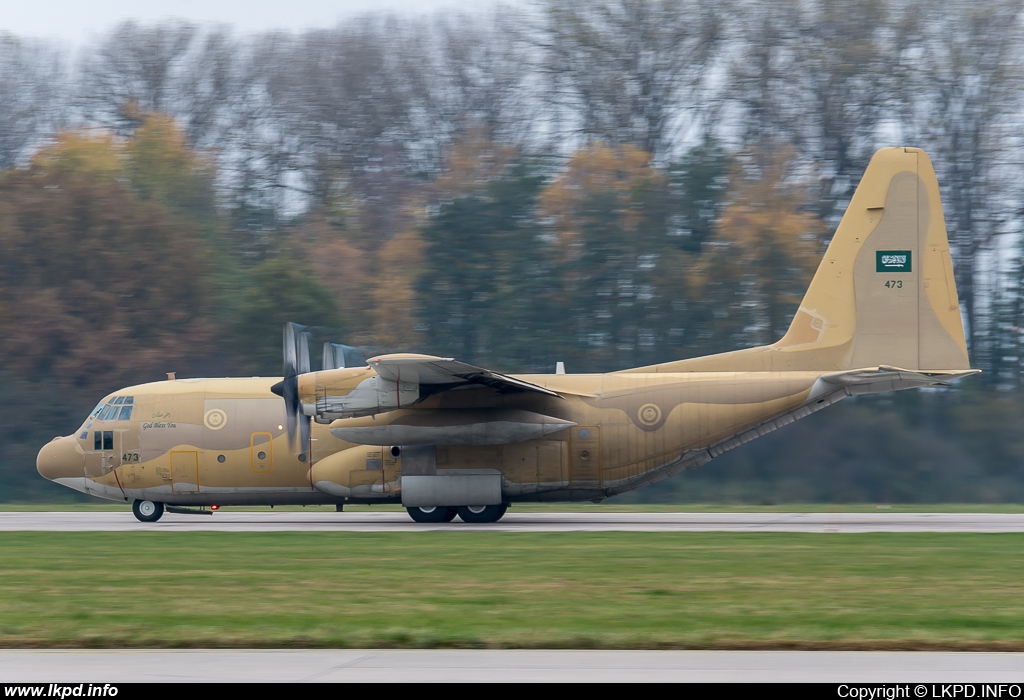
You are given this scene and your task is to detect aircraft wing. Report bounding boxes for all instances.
[369,354,562,398]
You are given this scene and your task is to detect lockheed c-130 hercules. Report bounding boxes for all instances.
[37,147,977,523]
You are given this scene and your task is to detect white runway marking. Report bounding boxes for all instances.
[2,511,1024,532]
[1,649,1022,682]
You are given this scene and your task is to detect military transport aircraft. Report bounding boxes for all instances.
[37,147,977,523]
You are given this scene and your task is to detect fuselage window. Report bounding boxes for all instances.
[118,406,133,421]
[103,431,113,451]
[93,431,102,450]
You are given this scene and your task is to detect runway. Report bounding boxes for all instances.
[3,510,1024,532]
[5,515,1023,682]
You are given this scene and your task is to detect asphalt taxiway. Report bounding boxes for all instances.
[2,510,1024,532]
[2,649,1023,682]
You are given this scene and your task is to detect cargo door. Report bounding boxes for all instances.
[569,426,601,486]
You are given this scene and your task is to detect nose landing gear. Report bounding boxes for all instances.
[132,499,164,522]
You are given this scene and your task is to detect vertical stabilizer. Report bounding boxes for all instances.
[622,147,971,373]
[772,147,969,371]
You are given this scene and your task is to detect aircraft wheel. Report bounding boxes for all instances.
[132,499,164,523]
[406,506,457,523]
[456,504,508,524]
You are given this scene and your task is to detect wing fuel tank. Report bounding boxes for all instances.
[329,409,576,445]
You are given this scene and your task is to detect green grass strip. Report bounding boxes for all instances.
[1,532,1022,650]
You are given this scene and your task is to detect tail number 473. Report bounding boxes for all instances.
[884,280,903,289]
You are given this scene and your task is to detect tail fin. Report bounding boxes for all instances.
[773,147,969,371]
[626,147,971,373]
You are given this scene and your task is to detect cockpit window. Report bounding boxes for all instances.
[94,431,102,450]
[92,397,135,421]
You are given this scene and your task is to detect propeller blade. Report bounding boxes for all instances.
[283,322,298,379]
[298,331,311,375]
[322,342,347,370]
[281,369,301,454]
[275,322,308,456]
[299,413,311,454]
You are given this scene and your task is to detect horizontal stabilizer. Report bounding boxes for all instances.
[818,366,981,396]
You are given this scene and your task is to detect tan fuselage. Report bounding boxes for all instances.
[39,371,825,506]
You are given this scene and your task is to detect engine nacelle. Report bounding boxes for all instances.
[309,444,399,498]
[297,367,419,421]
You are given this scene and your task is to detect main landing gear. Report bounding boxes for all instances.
[406,504,508,524]
[406,506,458,523]
[132,499,164,523]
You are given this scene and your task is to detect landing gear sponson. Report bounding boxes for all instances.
[129,501,508,523]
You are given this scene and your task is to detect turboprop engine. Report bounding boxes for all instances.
[309,444,399,498]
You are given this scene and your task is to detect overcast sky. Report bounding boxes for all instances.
[2,0,515,45]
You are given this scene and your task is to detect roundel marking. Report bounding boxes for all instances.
[637,403,662,427]
[204,408,228,431]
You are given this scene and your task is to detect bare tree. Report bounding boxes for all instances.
[902,0,1024,363]
[78,21,199,131]
[0,34,68,169]
[412,10,538,157]
[535,0,721,160]
[728,0,903,224]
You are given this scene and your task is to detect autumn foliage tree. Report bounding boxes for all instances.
[539,143,677,369]
[417,137,553,368]
[701,146,826,346]
[0,124,216,393]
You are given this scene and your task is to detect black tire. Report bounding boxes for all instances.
[132,499,164,523]
[456,504,508,523]
[406,506,457,523]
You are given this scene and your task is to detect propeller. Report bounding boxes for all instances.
[270,322,311,456]
[322,342,347,370]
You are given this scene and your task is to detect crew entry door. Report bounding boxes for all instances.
[250,432,273,473]
[84,430,120,478]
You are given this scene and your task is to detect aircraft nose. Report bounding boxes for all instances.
[36,435,84,482]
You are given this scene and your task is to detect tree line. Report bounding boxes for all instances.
[1,0,1022,502]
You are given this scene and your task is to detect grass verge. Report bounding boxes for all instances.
[1,531,1022,650]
